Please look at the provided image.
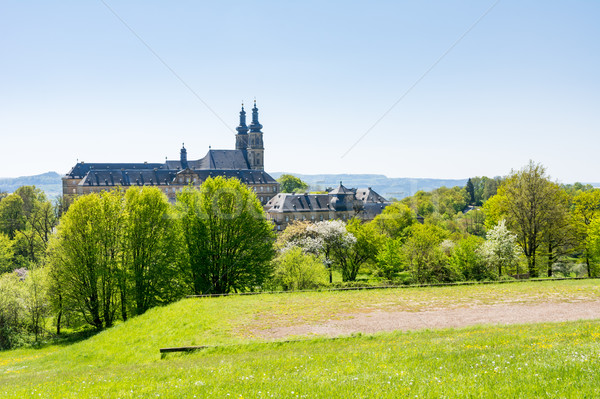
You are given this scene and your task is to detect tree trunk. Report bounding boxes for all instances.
[547,242,554,278]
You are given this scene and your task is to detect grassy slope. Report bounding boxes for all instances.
[1,280,600,398]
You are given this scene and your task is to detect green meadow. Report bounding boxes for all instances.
[1,280,600,398]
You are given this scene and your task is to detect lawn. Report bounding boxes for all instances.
[1,279,599,398]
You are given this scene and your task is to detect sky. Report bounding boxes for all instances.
[1,1,599,183]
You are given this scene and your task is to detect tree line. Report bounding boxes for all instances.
[1,161,600,349]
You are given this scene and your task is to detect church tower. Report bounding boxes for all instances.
[247,100,264,170]
[235,103,249,153]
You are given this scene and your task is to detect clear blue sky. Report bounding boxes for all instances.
[1,1,599,183]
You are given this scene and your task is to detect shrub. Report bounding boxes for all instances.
[272,247,327,291]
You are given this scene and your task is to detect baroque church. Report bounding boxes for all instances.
[63,101,391,228]
[62,101,280,205]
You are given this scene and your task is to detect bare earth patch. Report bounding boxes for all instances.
[257,300,600,339]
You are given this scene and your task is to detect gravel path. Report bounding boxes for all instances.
[257,300,600,338]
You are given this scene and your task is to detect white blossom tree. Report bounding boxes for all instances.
[480,220,521,277]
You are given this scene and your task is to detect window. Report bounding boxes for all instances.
[285,216,289,222]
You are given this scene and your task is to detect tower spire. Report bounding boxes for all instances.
[180,143,188,169]
[236,102,249,135]
[249,99,263,133]
[235,103,249,151]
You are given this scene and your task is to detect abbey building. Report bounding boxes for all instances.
[62,102,279,204]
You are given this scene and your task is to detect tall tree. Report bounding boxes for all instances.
[122,187,184,316]
[48,191,124,329]
[176,176,276,294]
[484,161,569,277]
[465,178,475,205]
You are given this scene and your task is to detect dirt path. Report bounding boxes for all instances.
[257,300,600,339]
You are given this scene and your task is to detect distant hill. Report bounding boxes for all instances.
[0,171,62,199]
[271,172,468,200]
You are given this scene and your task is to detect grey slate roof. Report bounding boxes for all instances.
[79,168,277,187]
[66,163,165,179]
[266,186,390,214]
[165,150,250,170]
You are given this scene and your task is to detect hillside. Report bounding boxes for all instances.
[1,280,600,397]
[0,171,62,199]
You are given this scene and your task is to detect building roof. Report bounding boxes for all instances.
[165,149,250,170]
[78,168,277,187]
[66,162,165,179]
[266,186,390,214]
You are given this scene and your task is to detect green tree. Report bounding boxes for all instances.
[277,174,309,193]
[176,176,276,294]
[402,224,451,283]
[465,178,475,205]
[332,219,385,281]
[0,233,14,274]
[48,191,124,329]
[0,194,25,239]
[484,161,569,277]
[372,202,416,240]
[122,187,184,316]
[376,237,404,280]
[272,247,327,290]
[449,235,489,281]
[573,189,600,276]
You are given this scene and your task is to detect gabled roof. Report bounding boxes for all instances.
[355,188,388,204]
[328,183,355,195]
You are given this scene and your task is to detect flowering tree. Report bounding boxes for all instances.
[307,220,356,283]
[480,220,521,277]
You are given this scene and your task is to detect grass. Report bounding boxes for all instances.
[1,279,600,397]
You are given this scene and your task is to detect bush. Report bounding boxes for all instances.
[272,247,327,291]
[0,271,27,349]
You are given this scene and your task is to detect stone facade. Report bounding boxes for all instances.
[62,102,279,205]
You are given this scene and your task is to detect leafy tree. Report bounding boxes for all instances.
[402,191,435,218]
[0,271,26,349]
[484,161,569,277]
[332,219,384,281]
[449,235,489,281]
[402,223,452,283]
[122,187,184,316]
[372,202,416,240]
[480,220,521,277]
[307,220,356,283]
[376,237,405,280]
[176,176,276,294]
[585,217,600,277]
[573,189,600,276]
[432,186,468,218]
[272,247,327,290]
[48,191,124,329]
[0,233,14,274]
[277,174,309,193]
[0,194,25,239]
